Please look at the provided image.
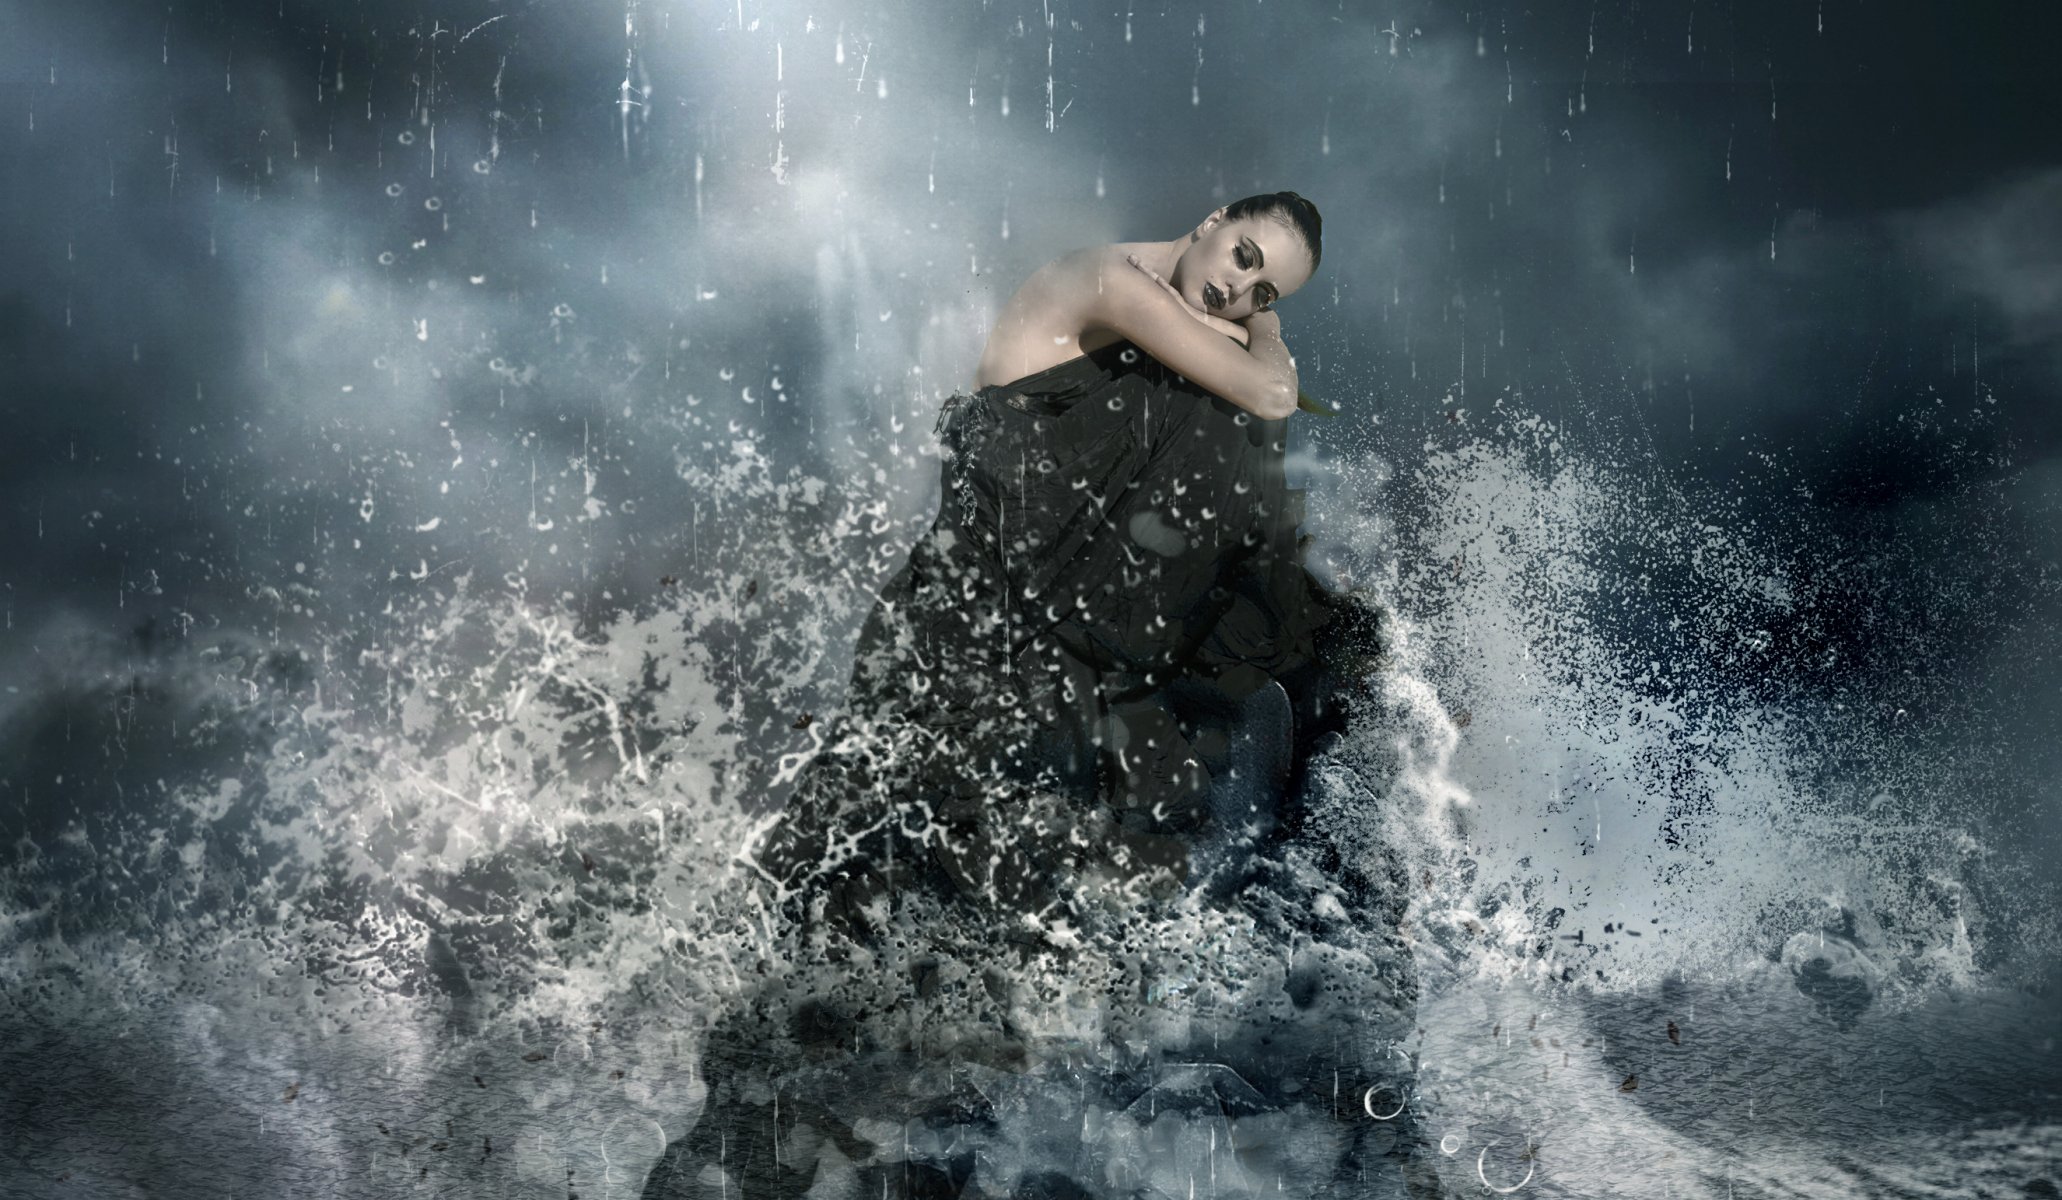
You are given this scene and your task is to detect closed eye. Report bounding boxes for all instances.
[1235,243,1275,308]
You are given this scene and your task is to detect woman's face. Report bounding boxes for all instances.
[1168,209,1316,321]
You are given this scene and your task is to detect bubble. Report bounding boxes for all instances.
[397,131,415,145]
[472,160,492,174]
[1107,397,1126,411]
[552,302,574,319]
[377,251,396,265]
[424,197,443,211]
[1119,348,1139,363]
[1362,1085,1405,1121]
[1440,1133,1462,1156]
[488,357,507,372]
[372,356,389,370]
[385,182,404,197]
[1477,1142,1536,1195]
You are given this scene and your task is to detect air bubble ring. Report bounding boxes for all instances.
[1362,1084,1406,1121]
[1476,1140,1536,1194]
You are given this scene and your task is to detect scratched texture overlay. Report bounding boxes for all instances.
[2,1,2059,1196]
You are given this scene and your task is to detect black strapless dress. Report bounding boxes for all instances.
[641,347,1430,1200]
[754,340,1335,934]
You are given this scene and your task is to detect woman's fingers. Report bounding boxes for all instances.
[1128,252,1226,329]
[1127,254,1192,310]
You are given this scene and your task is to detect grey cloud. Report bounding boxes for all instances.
[3,0,2059,649]
[1896,167,2062,355]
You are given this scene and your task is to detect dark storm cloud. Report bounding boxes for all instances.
[3,0,2058,658]
[1896,168,2062,379]
[2,1,2060,1131]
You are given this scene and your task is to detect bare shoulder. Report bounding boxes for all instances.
[1019,243,1169,334]
[974,244,1130,388]
[1015,243,1128,314]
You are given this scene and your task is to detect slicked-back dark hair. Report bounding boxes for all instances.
[1223,191,1323,272]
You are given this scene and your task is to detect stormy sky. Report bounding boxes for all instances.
[3,0,2060,850]
[9,10,2062,1196]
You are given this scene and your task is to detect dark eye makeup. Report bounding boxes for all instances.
[1235,241,1277,309]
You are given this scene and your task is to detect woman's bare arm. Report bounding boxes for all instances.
[1080,247,1298,419]
[1236,309,1294,408]
[1124,255,1251,347]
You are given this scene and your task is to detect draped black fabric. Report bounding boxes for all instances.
[754,341,1336,933]
[642,347,1438,1200]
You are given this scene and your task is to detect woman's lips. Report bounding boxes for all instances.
[1202,281,1226,310]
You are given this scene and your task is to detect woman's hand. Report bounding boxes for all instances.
[1126,253,1250,347]
[1090,247,1299,419]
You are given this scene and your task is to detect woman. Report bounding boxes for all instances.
[972,193,1316,416]
[756,192,1344,935]
[641,196,1425,1200]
